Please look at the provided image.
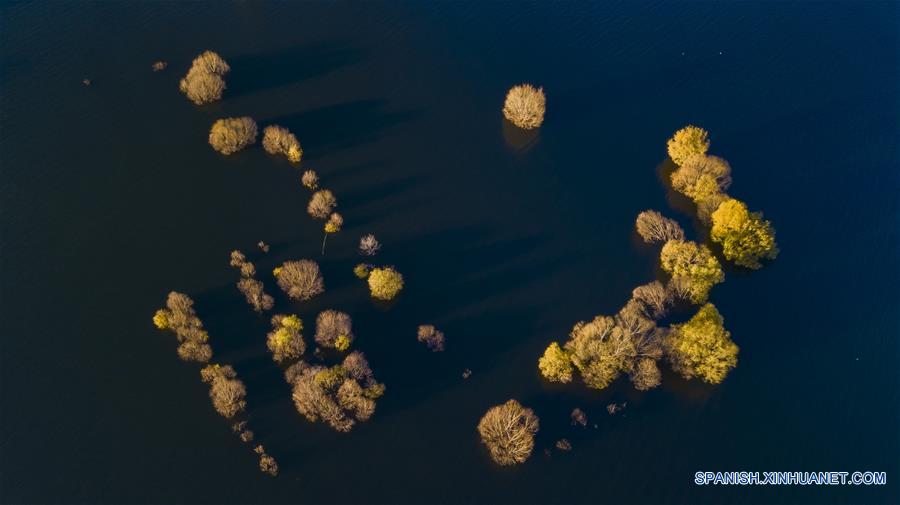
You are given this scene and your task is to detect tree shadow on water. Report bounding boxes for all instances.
[227,42,365,98]
[266,99,421,159]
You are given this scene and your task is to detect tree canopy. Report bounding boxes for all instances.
[660,240,724,303]
[503,84,546,130]
[666,125,709,166]
[666,303,738,384]
[477,399,540,465]
[711,198,779,269]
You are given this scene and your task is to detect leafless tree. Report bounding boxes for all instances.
[670,154,732,200]
[635,210,685,244]
[477,399,540,465]
[307,190,336,220]
[179,51,229,105]
[358,234,381,256]
[258,453,278,477]
[262,125,302,162]
[503,84,546,130]
[631,281,672,320]
[630,358,662,391]
[314,310,353,349]
[200,364,247,418]
[570,408,588,427]
[417,325,445,352]
[153,292,213,363]
[302,170,319,190]
[208,117,258,155]
[275,260,324,301]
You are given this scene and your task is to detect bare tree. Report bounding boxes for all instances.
[314,310,353,349]
[503,84,546,130]
[302,170,319,190]
[179,51,229,105]
[262,125,302,162]
[275,260,324,301]
[200,364,247,418]
[153,292,213,363]
[631,281,672,320]
[237,278,274,312]
[417,325,445,352]
[477,399,540,465]
[635,210,685,244]
[208,117,258,155]
[358,234,381,256]
[307,190,337,220]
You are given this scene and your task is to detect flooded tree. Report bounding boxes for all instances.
[477,399,540,465]
[262,125,303,162]
[635,210,684,244]
[230,250,273,312]
[630,358,662,391]
[660,240,724,304]
[570,408,588,427]
[666,125,709,166]
[353,263,371,279]
[179,50,229,105]
[307,189,337,220]
[302,170,319,190]
[367,267,404,300]
[288,352,385,432]
[503,84,546,130]
[315,310,353,350]
[274,260,324,301]
[670,154,732,202]
[209,117,258,155]
[538,342,573,383]
[666,303,738,384]
[322,212,343,255]
[711,198,779,269]
[358,234,381,256]
[258,452,279,477]
[417,324,446,352]
[267,314,306,363]
[200,364,247,418]
[563,315,634,390]
[152,291,213,363]
[631,281,672,320]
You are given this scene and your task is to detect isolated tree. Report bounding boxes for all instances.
[209,117,258,155]
[153,291,213,363]
[179,51,230,105]
[266,314,306,363]
[322,212,343,255]
[307,190,337,220]
[200,364,247,418]
[538,342,573,383]
[670,154,732,201]
[477,400,540,465]
[503,84,546,130]
[631,281,672,320]
[302,170,319,190]
[315,310,353,349]
[353,263,371,279]
[417,324,446,352]
[258,451,279,477]
[666,125,709,166]
[630,358,662,391]
[660,240,724,303]
[275,260,324,301]
[711,198,779,269]
[237,278,274,312]
[262,125,303,162]
[666,303,738,384]
[367,267,404,300]
[635,210,685,244]
[358,234,381,256]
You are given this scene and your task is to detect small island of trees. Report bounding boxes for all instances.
[262,125,303,163]
[209,117,258,155]
[153,291,213,363]
[179,50,230,105]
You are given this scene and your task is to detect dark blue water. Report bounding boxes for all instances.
[1,2,897,504]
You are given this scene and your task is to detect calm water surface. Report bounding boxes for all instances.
[1,2,898,504]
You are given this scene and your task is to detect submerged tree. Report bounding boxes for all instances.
[666,303,738,384]
[267,314,306,363]
[353,263,371,279]
[322,212,343,255]
[315,310,354,350]
[257,447,279,477]
[200,364,247,418]
[630,358,662,391]
[417,325,446,352]
[288,351,385,432]
[358,234,381,256]
[209,117,258,155]
[710,198,779,269]
[301,170,319,190]
[666,125,709,166]
[230,250,273,312]
[152,291,213,363]
[274,260,324,301]
[262,125,303,163]
[635,210,685,244]
[367,267,404,300]
[660,240,724,304]
[503,84,546,130]
[538,342,573,383]
[307,190,337,220]
[631,281,672,320]
[179,50,229,105]
[564,315,634,390]
[670,154,732,202]
[477,399,540,466]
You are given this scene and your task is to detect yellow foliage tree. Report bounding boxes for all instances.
[666,304,738,384]
[666,125,710,166]
[367,267,404,300]
[660,240,724,303]
[538,342,574,383]
[711,199,779,269]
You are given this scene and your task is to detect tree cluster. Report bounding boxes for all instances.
[230,250,274,312]
[179,50,229,105]
[274,260,324,301]
[209,117,258,155]
[417,325,445,352]
[200,364,248,418]
[477,399,540,465]
[152,291,213,362]
[315,310,354,351]
[660,239,724,304]
[267,314,306,363]
[262,125,303,162]
[503,84,546,130]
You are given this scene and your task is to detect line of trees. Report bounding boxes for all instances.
[230,250,274,312]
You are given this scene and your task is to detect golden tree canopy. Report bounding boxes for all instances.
[666,303,738,384]
[477,399,540,465]
[367,267,404,300]
[711,199,779,269]
[666,125,710,166]
[503,84,546,130]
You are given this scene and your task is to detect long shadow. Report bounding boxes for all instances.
[226,42,365,98]
[266,99,421,159]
